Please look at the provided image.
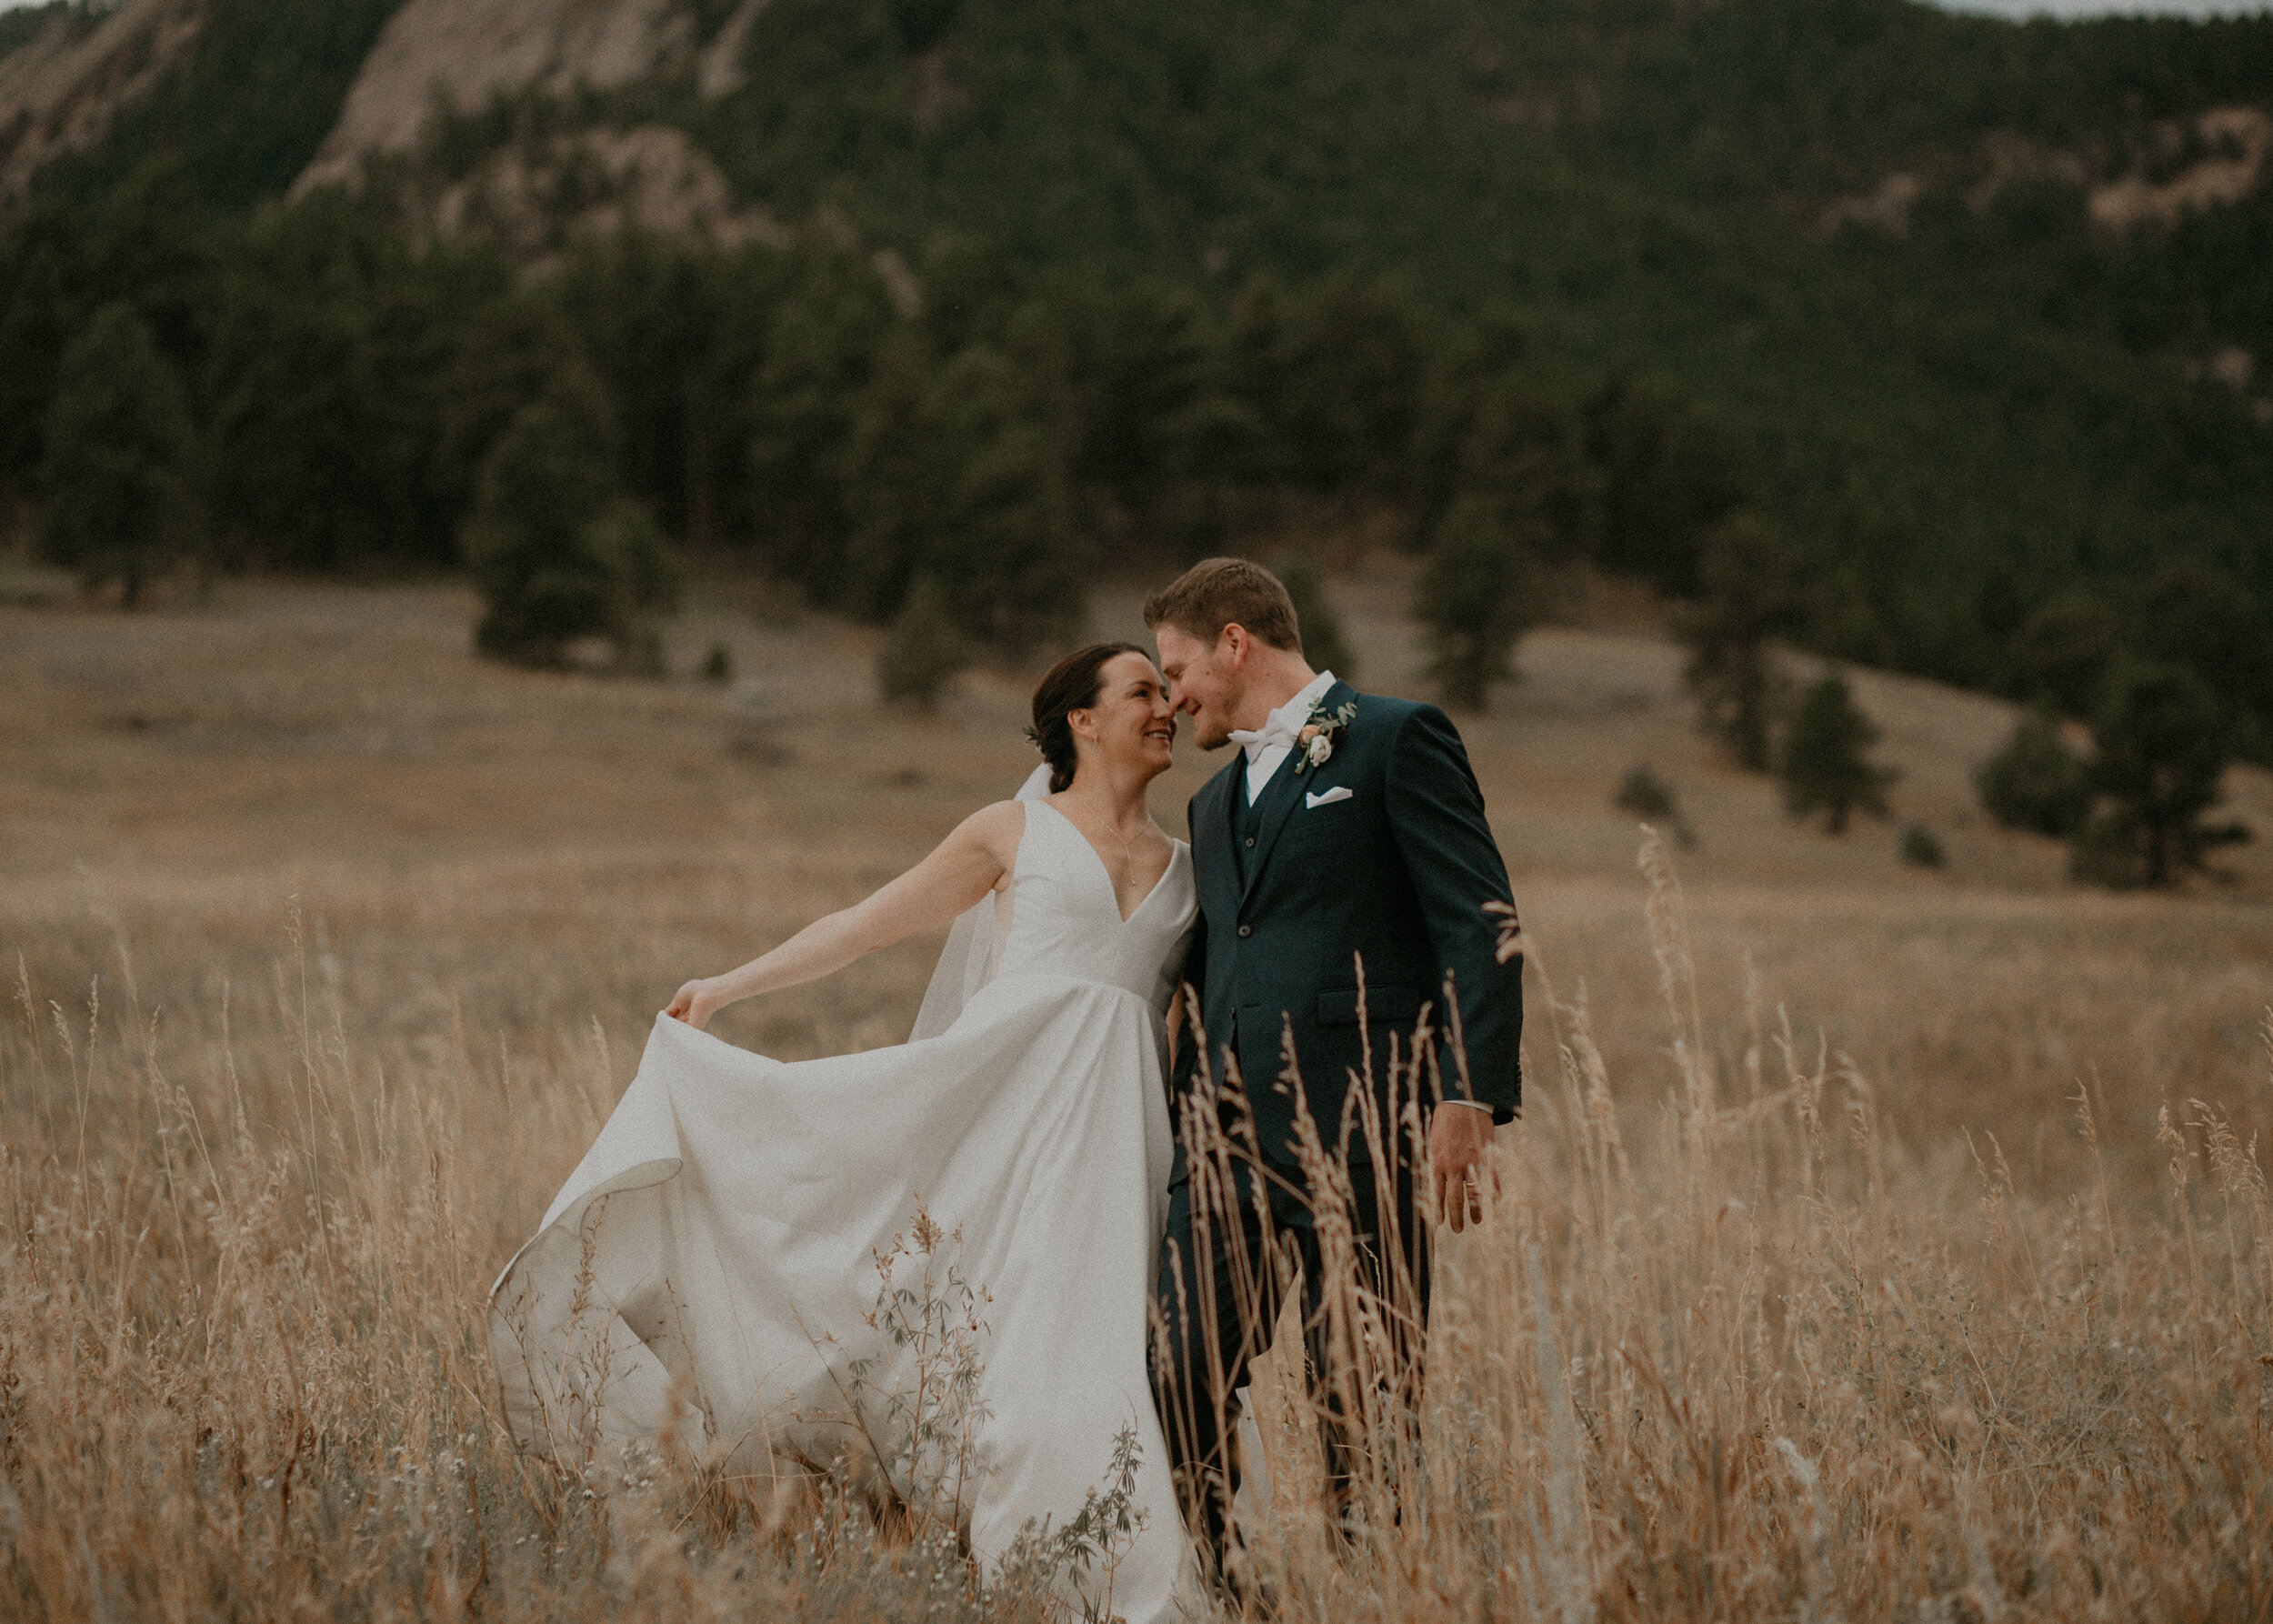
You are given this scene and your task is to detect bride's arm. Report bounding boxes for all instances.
[666,801,1024,1029]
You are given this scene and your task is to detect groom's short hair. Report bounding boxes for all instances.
[1142,557,1301,651]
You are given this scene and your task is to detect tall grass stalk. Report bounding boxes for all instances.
[3,844,2269,1620]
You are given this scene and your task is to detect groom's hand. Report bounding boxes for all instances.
[1427,1105,1499,1233]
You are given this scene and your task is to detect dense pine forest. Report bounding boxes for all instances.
[4,0,2269,757]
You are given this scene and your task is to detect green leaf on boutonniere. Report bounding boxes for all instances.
[1293,699,1358,775]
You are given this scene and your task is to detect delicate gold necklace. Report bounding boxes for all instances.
[1078,803,1152,894]
[1097,818,1139,887]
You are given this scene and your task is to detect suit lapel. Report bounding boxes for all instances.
[1240,680,1358,905]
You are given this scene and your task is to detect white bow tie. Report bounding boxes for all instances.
[1227,714,1304,759]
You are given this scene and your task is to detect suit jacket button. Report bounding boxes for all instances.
[1237,925,1252,937]
[1245,836,1255,847]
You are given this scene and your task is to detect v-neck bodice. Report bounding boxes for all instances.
[991,802,1197,1008]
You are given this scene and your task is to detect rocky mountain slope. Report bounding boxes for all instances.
[295,0,759,190]
[285,0,782,263]
[0,0,205,198]
[4,0,2268,744]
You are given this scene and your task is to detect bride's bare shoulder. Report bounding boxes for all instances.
[945,798,1028,857]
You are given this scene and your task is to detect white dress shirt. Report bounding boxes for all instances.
[1241,669,1338,804]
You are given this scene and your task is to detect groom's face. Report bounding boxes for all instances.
[1154,623,1245,751]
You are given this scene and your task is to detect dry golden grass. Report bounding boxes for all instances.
[3,572,2270,1620]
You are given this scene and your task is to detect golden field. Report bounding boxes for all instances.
[3,566,2271,1621]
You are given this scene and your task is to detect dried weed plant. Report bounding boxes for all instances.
[4,829,2271,1622]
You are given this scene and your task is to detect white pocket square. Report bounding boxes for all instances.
[1305,786,1354,808]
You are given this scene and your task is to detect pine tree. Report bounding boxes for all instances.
[39,302,202,606]
[1275,553,1356,681]
[1056,279,1249,533]
[2133,559,2273,765]
[1413,494,1539,711]
[1975,706,2089,838]
[198,191,487,573]
[2069,661,2248,888]
[461,376,675,668]
[1423,357,1586,565]
[928,344,1081,644]
[846,338,1082,644]
[1582,373,1751,596]
[435,292,593,528]
[747,249,892,596]
[1261,274,1426,498]
[1780,673,1894,834]
[876,575,974,708]
[2015,592,2118,718]
[1226,273,1423,496]
[1678,512,1797,772]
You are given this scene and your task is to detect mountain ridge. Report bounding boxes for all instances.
[3,0,2269,762]
[295,0,699,193]
[0,0,205,199]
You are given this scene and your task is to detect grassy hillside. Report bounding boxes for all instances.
[7,561,2268,1102]
[5,571,2271,1619]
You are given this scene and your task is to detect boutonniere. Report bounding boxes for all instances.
[1292,699,1357,775]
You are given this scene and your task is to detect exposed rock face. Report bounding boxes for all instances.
[0,0,206,199]
[2089,107,2270,232]
[1836,109,2269,240]
[696,0,768,99]
[292,0,786,260]
[423,123,788,270]
[295,0,698,194]
[1820,172,1922,237]
[1966,132,2089,215]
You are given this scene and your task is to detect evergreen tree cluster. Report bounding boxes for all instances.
[675,0,2273,725]
[1978,670,2251,889]
[0,165,1756,681]
[1,0,2268,721]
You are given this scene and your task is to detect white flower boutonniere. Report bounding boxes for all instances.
[1292,699,1357,776]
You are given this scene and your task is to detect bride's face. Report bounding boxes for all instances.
[1073,652,1177,780]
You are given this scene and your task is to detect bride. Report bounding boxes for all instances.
[490,642,1208,1620]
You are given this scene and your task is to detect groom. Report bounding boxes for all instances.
[1146,557,1523,1565]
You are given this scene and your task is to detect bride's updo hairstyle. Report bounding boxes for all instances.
[1027,641,1150,792]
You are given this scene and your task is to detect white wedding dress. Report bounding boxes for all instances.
[490,797,1204,1621]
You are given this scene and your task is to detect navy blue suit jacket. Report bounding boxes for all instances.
[1175,681,1523,1182]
